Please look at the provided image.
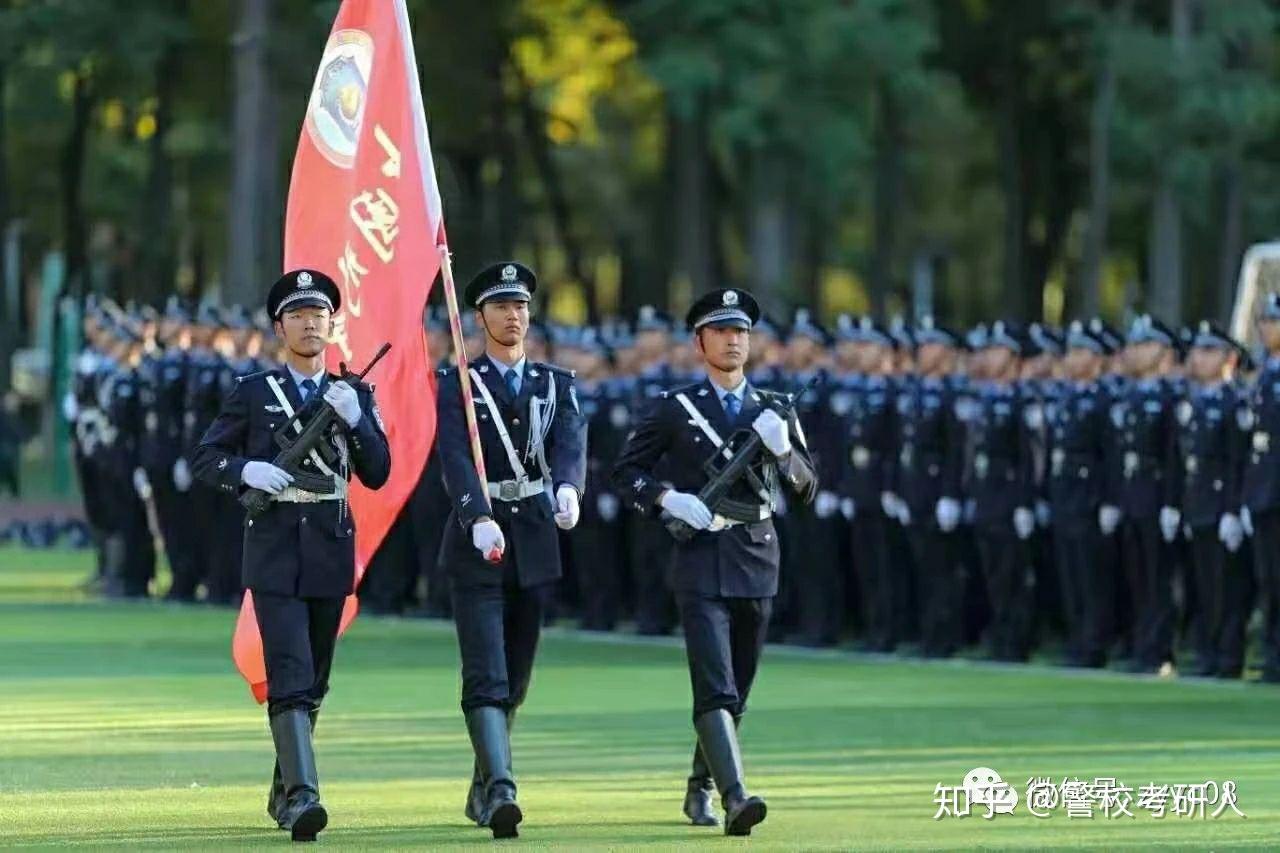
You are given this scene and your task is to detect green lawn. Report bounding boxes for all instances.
[0,548,1277,849]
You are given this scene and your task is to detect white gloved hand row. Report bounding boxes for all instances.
[1159,506,1182,543]
[661,490,713,530]
[815,490,839,519]
[752,409,791,458]
[132,467,151,501]
[242,460,294,495]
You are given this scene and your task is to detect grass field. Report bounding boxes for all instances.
[0,548,1277,849]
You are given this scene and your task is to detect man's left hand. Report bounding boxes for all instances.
[555,485,580,530]
[324,381,362,428]
[752,409,791,458]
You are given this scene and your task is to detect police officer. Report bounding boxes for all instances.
[1111,314,1181,673]
[896,316,965,657]
[192,269,391,841]
[1178,322,1249,678]
[612,288,818,836]
[434,262,586,839]
[1046,321,1116,667]
[967,321,1038,662]
[835,316,900,651]
[1243,293,1280,682]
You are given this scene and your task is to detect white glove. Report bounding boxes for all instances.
[751,409,791,458]
[132,467,151,501]
[555,485,580,530]
[323,380,362,428]
[840,498,856,521]
[1035,499,1052,528]
[597,493,619,522]
[241,460,294,495]
[1241,506,1254,538]
[815,490,839,519]
[660,489,713,531]
[472,518,505,563]
[936,497,961,532]
[1099,504,1121,536]
[1219,513,1244,553]
[880,491,900,519]
[173,457,192,492]
[898,502,912,526]
[1159,506,1181,543]
[1013,507,1035,540]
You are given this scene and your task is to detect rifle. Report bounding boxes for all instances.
[663,374,820,543]
[240,343,391,518]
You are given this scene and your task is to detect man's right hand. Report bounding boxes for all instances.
[241,461,294,495]
[472,517,505,563]
[660,490,713,530]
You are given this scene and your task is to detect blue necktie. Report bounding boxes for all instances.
[724,392,741,420]
[300,378,317,402]
[504,369,520,399]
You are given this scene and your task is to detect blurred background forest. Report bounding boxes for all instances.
[2,0,1280,386]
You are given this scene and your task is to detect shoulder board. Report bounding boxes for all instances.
[539,362,577,379]
[235,370,271,385]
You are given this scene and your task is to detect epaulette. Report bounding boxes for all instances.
[235,369,271,385]
[662,381,703,400]
[540,362,577,379]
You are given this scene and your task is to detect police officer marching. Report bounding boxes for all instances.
[612,288,818,836]
[1244,293,1280,682]
[434,262,587,839]
[192,269,391,841]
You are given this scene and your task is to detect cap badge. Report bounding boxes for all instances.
[501,264,518,283]
[297,271,312,288]
[723,290,739,307]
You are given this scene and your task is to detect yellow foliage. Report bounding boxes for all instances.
[135,113,157,141]
[511,0,646,146]
[821,268,870,318]
[101,100,125,132]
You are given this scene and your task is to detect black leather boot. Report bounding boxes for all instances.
[466,706,523,839]
[465,707,515,826]
[269,709,317,827]
[683,742,719,826]
[694,709,766,836]
[270,709,328,842]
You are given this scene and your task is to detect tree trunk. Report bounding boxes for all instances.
[225,0,273,307]
[139,6,182,307]
[871,80,903,316]
[1147,0,1191,323]
[747,146,788,310]
[1079,22,1118,318]
[61,69,93,299]
[1216,154,1243,323]
[997,91,1027,320]
[668,99,715,305]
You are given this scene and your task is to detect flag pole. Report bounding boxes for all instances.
[438,245,490,490]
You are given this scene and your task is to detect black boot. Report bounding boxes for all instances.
[465,707,515,826]
[683,741,719,826]
[465,706,523,839]
[270,709,328,842]
[269,710,317,826]
[694,709,766,836]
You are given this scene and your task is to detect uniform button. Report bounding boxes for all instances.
[511,506,519,514]
[301,516,308,525]
[513,418,521,425]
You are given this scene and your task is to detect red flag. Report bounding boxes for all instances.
[232,0,446,701]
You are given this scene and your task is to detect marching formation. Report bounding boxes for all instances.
[60,266,1280,839]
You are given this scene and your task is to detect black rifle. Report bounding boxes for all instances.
[663,374,820,543]
[240,343,391,518]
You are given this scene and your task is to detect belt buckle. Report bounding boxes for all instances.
[499,480,519,501]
